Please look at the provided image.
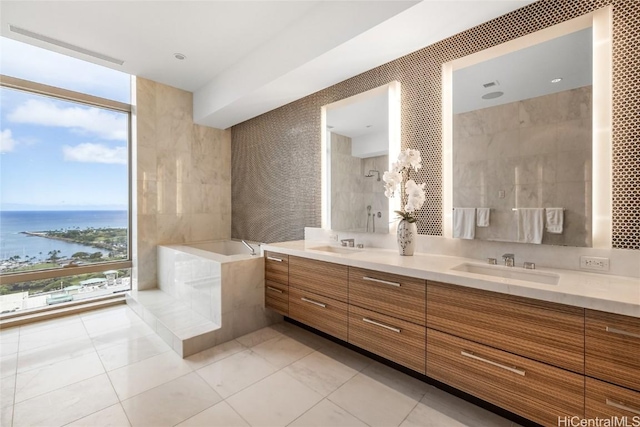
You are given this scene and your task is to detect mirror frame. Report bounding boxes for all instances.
[321,81,402,232]
[442,6,612,248]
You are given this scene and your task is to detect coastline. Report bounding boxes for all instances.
[20,230,116,252]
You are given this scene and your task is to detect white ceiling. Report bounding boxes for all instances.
[0,0,536,129]
[453,27,593,114]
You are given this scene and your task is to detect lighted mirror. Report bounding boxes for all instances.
[321,81,401,233]
[442,7,611,248]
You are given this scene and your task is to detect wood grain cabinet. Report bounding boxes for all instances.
[427,281,585,373]
[427,328,584,426]
[289,256,348,302]
[586,377,640,419]
[349,305,426,373]
[349,267,426,325]
[264,251,289,315]
[289,287,348,341]
[586,309,640,392]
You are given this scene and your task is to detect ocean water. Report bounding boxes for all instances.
[0,210,128,260]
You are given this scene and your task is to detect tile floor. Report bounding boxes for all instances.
[0,305,521,427]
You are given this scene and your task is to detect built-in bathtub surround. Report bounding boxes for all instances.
[232,0,640,250]
[132,77,232,290]
[134,241,279,356]
[453,86,592,247]
[331,133,388,233]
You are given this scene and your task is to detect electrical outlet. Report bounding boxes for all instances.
[580,256,610,272]
[329,233,339,242]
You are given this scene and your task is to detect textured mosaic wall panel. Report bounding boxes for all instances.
[232,0,639,249]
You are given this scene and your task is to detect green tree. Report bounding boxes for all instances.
[89,252,103,260]
[72,252,90,260]
[47,250,61,263]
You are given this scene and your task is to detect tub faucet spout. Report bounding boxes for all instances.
[242,240,256,256]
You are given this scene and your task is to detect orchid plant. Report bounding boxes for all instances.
[382,148,426,223]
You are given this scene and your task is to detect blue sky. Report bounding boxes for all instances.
[0,37,131,211]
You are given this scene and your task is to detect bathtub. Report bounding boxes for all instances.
[157,240,279,346]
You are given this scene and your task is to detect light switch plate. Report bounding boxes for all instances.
[580,256,610,271]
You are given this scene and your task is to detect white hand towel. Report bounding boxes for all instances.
[516,208,544,244]
[546,208,564,234]
[476,208,490,227]
[453,208,476,239]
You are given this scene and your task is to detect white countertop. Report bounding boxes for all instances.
[262,240,640,318]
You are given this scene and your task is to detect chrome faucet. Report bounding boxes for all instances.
[341,238,355,248]
[502,253,515,267]
[241,240,256,256]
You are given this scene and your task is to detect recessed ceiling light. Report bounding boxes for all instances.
[482,91,504,100]
[366,125,373,128]
[174,53,186,60]
[327,125,334,129]
[551,78,563,83]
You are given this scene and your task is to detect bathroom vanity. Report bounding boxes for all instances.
[262,243,640,427]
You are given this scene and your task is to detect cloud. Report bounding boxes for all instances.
[0,129,18,153]
[62,143,127,165]
[8,99,127,141]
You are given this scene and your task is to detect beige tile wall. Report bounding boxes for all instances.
[453,86,592,246]
[133,78,231,290]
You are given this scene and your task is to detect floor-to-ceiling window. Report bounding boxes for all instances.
[0,37,132,313]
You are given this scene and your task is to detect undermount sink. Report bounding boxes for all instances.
[308,245,363,255]
[451,262,560,285]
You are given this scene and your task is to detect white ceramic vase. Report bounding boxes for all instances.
[397,219,417,256]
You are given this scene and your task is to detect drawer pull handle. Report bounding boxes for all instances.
[460,351,526,376]
[362,277,401,287]
[606,326,640,340]
[267,256,283,262]
[301,297,326,308]
[362,317,401,333]
[266,286,283,294]
[606,399,640,415]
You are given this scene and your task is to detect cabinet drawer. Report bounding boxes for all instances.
[586,310,640,391]
[427,328,584,426]
[289,256,348,302]
[348,305,425,373]
[586,377,640,418]
[288,287,348,341]
[349,267,426,325]
[265,280,288,316]
[427,281,585,373]
[265,251,289,285]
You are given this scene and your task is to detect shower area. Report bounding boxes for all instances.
[330,132,389,233]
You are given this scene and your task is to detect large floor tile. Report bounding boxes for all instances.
[251,335,315,369]
[399,386,511,427]
[108,351,192,400]
[18,322,89,353]
[196,350,278,398]
[121,373,221,427]
[289,399,368,427]
[16,336,95,374]
[14,352,104,403]
[0,375,15,409]
[271,322,332,350]
[12,374,118,427]
[184,339,246,370]
[283,350,360,396]
[91,322,156,350]
[227,371,323,427]
[235,326,282,348]
[0,353,17,379]
[176,401,249,427]
[66,403,132,427]
[97,332,171,371]
[19,314,81,335]
[82,308,144,337]
[1,404,12,427]
[328,364,428,427]
[0,330,19,357]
